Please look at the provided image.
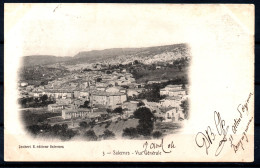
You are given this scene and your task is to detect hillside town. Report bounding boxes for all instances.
[19,54,190,141]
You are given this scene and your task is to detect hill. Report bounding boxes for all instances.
[70,43,190,65]
[21,43,190,67]
[21,55,72,67]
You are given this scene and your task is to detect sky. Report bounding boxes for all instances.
[5,4,200,57]
[5,4,253,57]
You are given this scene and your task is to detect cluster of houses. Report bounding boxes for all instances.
[19,67,189,123]
[159,84,188,122]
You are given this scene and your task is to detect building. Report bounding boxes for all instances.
[164,108,184,122]
[159,97,182,108]
[156,66,162,69]
[79,90,90,99]
[73,90,81,98]
[147,81,161,85]
[106,86,125,93]
[32,91,43,97]
[20,82,28,87]
[48,104,68,112]
[87,112,108,120]
[62,108,91,119]
[43,89,74,99]
[90,91,127,108]
[127,88,143,97]
[56,98,73,105]
[160,84,186,97]
[122,101,138,113]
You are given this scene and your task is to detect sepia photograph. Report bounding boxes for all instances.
[19,43,190,141]
[4,4,254,162]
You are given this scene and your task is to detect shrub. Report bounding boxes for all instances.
[102,129,115,140]
[79,121,89,129]
[137,101,145,107]
[84,130,98,141]
[113,107,123,114]
[152,131,163,139]
[105,121,111,128]
[180,99,189,119]
[122,127,139,139]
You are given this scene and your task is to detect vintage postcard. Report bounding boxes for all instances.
[4,4,254,162]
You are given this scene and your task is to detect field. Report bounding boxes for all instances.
[85,120,183,138]
[134,67,189,83]
[85,119,139,137]
[21,108,61,126]
[154,122,183,135]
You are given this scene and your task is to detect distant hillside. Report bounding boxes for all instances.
[21,55,71,67]
[68,43,190,65]
[21,43,190,67]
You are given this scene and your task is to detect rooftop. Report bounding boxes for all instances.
[62,108,91,113]
[91,91,125,96]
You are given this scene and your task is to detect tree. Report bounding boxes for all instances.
[20,98,27,107]
[84,130,98,141]
[80,101,90,108]
[61,124,68,130]
[37,118,44,123]
[52,124,62,135]
[134,107,154,121]
[137,84,165,102]
[134,107,154,136]
[79,121,89,129]
[137,121,154,136]
[152,131,163,139]
[96,77,102,82]
[122,127,139,139]
[102,129,115,140]
[106,108,112,113]
[181,84,186,89]
[180,99,189,119]
[41,94,48,103]
[61,129,77,140]
[27,125,41,135]
[113,107,123,114]
[137,101,145,107]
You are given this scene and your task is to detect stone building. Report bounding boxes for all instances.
[62,108,91,119]
[90,91,127,108]
[164,107,184,122]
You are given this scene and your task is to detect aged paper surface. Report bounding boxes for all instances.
[4,4,254,162]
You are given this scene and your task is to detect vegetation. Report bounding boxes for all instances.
[180,99,189,119]
[152,131,163,139]
[137,85,165,102]
[122,127,139,139]
[173,57,190,72]
[27,123,78,140]
[134,107,154,136]
[19,95,55,108]
[102,129,115,140]
[19,65,70,86]
[79,101,90,108]
[112,107,123,114]
[79,121,89,129]
[84,130,98,141]
[137,101,145,107]
[21,110,61,126]
[134,107,154,121]
[105,121,112,128]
